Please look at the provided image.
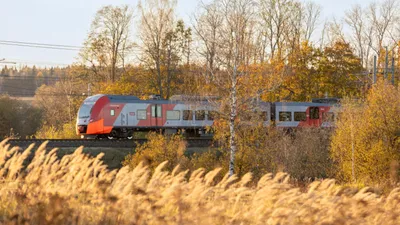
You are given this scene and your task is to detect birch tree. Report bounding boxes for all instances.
[302,1,321,42]
[196,0,257,176]
[193,1,224,80]
[367,0,399,58]
[345,4,373,69]
[138,0,176,98]
[259,0,292,60]
[80,5,133,83]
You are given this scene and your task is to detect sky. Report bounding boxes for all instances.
[0,0,375,68]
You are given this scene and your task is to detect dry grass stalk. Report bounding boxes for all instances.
[0,140,399,224]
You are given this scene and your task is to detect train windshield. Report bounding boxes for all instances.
[78,104,93,119]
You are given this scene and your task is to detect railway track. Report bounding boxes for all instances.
[4,138,215,148]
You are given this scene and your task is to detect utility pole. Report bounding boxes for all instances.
[372,50,396,85]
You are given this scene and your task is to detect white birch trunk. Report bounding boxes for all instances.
[229,64,238,176]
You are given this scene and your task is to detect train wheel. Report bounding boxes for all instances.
[126,131,134,140]
[107,130,118,140]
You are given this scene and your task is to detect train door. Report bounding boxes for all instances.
[150,104,162,127]
[308,107,320,126]
[121,112,128,126]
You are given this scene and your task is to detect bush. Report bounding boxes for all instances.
[190,148,228,174]
[212,119,333,181]
[123,132,189,171]
[35,122,78,139]
[0,95,43,138]
[331,81,400,185]
[280,129,333,179]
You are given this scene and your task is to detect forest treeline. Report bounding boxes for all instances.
[0,66,61,96]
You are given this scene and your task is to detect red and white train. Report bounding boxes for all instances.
[76,94,338,139]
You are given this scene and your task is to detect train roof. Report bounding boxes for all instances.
[275,102,333,107]
[85,94,213,105]
[312,98,340,104]
[84,95,337,107]
[107,95,140,101]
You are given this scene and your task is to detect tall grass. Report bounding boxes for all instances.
[0,140,399,224]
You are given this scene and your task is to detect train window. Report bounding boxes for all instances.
[310,107,319,119]
[78,104,91,119]
[137,110,147,120]
[195,110,205,120]
[167,110,180,120]
[294,112,306,121]
[279,112,292,121]
[207,111,216,121]
[157,105,162,118]
[151,106,156,117]
[183,110,193,120]
[151,105,162,118]
[323,112,335,122]
[110,109,115,116]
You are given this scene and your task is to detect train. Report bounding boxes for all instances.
[76,94,339,139]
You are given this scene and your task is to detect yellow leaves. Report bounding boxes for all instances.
[36,122,78,139]
[123,132,188,172]
[331,81,400,184]
[98,81,137,95]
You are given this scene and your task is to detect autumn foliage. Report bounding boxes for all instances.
[331,81,400,185]
[123,132,189,171]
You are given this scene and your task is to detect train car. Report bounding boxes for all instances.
[273,102,337,128]
[76,94,218,139]
[76,94,338,139]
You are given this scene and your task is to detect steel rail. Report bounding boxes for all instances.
[3,138,215,148]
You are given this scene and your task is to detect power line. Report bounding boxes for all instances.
[0,40,82,49]
[0,42,80,51]
[0,40,142,53]
[0,76,63,80]
[4,58,72,66]
[0,92,85,97]
[0,84,90,96]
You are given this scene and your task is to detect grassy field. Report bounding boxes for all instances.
[50,146,209,170]
[1,141,400,224]
[55,147,133,169]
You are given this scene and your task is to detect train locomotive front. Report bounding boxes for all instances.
[77,94,106,138]
[76,94,140,139]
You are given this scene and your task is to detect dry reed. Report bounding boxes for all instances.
[0,140,399,225]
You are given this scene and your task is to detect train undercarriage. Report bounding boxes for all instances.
[80,127,212,139]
